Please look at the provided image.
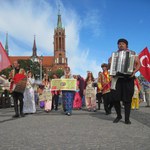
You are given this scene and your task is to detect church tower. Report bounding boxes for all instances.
[53,8,68,71]
[31,35,38,62]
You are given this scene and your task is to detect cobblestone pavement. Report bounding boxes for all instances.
[0,102,150,150]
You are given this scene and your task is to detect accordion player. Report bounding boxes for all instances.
[110,50,135,77]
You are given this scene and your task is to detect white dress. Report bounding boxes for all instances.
[43,83,52,111]
[23,77,36,113]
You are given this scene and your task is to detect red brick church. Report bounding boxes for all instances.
[7,11,68,72]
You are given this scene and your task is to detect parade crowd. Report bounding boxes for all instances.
[5,38,150,125]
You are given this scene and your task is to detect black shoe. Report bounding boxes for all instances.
[20,113,25,117]
[145,105,150,107]
[125,120,131,124]
[12,114,19,118]
[113,116,122,123]
[105,111,111,115]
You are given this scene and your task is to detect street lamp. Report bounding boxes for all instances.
[40,55,43,81]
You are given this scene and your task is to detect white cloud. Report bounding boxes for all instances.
[82,9,102,37]
[0,0,102,79]
[0,0,54,55]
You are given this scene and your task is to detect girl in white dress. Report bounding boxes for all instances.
[23,71,36,114]
[42,74,52,112]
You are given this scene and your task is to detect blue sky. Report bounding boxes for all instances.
[0,0,150,78]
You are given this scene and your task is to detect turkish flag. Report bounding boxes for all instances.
[138,47,150,82]
[0,42,11,71]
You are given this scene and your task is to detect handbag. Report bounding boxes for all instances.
[40,101,45,108]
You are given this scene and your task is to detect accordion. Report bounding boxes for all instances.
[110,51,135,76]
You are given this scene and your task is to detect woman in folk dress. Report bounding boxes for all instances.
[23,71,36,114]
[73,75,82,109]
[42,74,52,112]
[84,71,97,112]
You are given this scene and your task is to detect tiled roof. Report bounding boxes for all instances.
[9,56,54,67]
[42,56,54,67]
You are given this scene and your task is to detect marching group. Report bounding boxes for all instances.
[8,38,150,125]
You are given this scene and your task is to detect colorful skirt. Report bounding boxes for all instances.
[62,91,75,113]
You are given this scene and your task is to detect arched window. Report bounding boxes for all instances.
[59,54,62,64]
[59,37,61,50]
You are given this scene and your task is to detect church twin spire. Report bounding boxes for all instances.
[32,35,37,57]
[30,35,39,62]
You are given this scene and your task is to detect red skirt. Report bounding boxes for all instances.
[73,92,82,109]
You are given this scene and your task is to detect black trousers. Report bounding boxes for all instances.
[12,92,24,115]
[96,92,102,110]
[52,94,59,110]
[102,92,113,113]
[111,77,134,121]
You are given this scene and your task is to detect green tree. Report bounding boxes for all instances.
[0,59,42,80]
[0,67,12,78]
[18,59,41,79]
[48,69,64,79]
[55,69,64,78]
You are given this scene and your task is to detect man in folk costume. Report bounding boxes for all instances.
[109,39,141,124]
[9,60,26,118]
[99,63,113,115]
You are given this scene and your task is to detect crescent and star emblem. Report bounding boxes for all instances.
[140,55,150,68]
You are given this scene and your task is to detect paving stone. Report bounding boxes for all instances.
[0,102,150,150]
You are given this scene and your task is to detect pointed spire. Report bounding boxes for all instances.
[57,4,62,28]
[5,32,9,55]
[32,35,37,57]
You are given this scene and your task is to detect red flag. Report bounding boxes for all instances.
[138,47,150,82]
[0,42,11,71]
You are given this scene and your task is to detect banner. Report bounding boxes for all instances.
[51,79,77,91]
[138,47,150,82]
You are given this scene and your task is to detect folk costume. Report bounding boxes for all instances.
[131,78,141,109]
[73,80,82,109]
[23,76,36,114]
[84,72,97,112]
[110,38,141,124]
[9,68,26,117]
[61,67,75,116]
[99,66,113,115]
[42,79,52,112]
